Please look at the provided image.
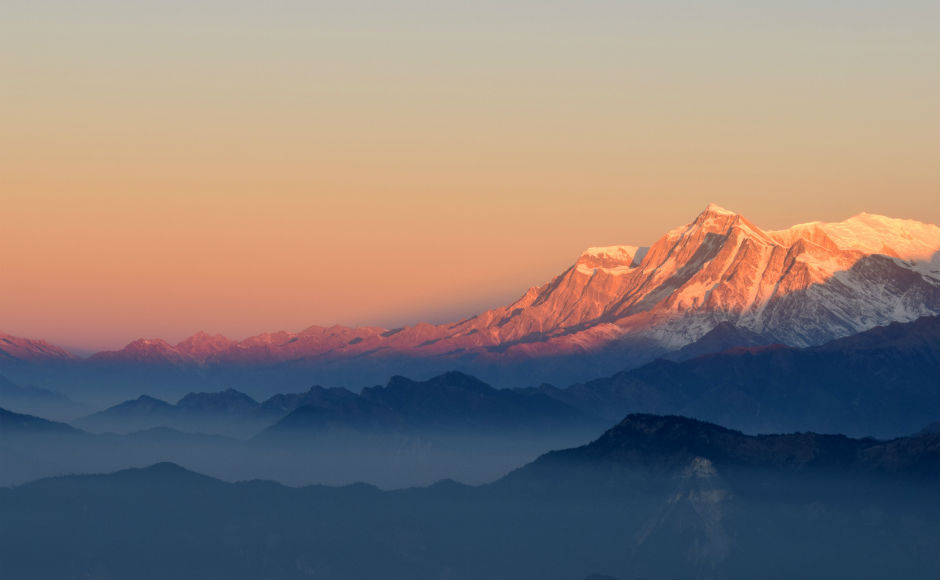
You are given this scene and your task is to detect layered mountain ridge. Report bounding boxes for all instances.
[2,205,937,389]
[52,316,939,443]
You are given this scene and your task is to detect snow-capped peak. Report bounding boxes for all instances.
[176,331,233,361]
[701,202,736,216]
[685,203,749,237]
[576,245,644,275]
[769,213,940,262]
[37,204,936,387]
[579,245,640,264]
[0,331,75,360]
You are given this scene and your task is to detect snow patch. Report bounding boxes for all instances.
[769,214,940,261]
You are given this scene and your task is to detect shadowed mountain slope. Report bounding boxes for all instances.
[535,316,939,438]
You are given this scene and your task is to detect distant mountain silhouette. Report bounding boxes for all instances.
[261,371,598,439]
[254,383,357,418]
[176,388,259,414]
[74,389,265,437]
[75,395,176,431]
[4,375,602,489]
[73,373,597,440]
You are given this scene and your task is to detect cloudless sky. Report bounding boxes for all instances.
[1,0,937,351]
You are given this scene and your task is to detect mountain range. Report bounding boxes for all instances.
[57,315,940,442]
[2,200,937,580]
[72,372,598,439]
[1,205,937,397]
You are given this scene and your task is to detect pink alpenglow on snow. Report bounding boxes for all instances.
[6,205,936,372]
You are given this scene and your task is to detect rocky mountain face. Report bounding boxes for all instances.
[2,205,937,390]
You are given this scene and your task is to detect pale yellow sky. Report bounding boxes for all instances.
[1,1,937,350]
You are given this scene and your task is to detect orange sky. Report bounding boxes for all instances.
[1,1,937,351]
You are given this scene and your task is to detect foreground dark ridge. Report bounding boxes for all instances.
[1,414,936,579]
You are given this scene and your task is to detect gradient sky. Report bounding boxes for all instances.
[1,0,937,352]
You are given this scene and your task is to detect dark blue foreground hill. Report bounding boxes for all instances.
[505,413,940,483]
[1,414,936,579]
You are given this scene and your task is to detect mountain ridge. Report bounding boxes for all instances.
[64,316,939,441]
[2,205,937,389]
[503,413,940,484]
